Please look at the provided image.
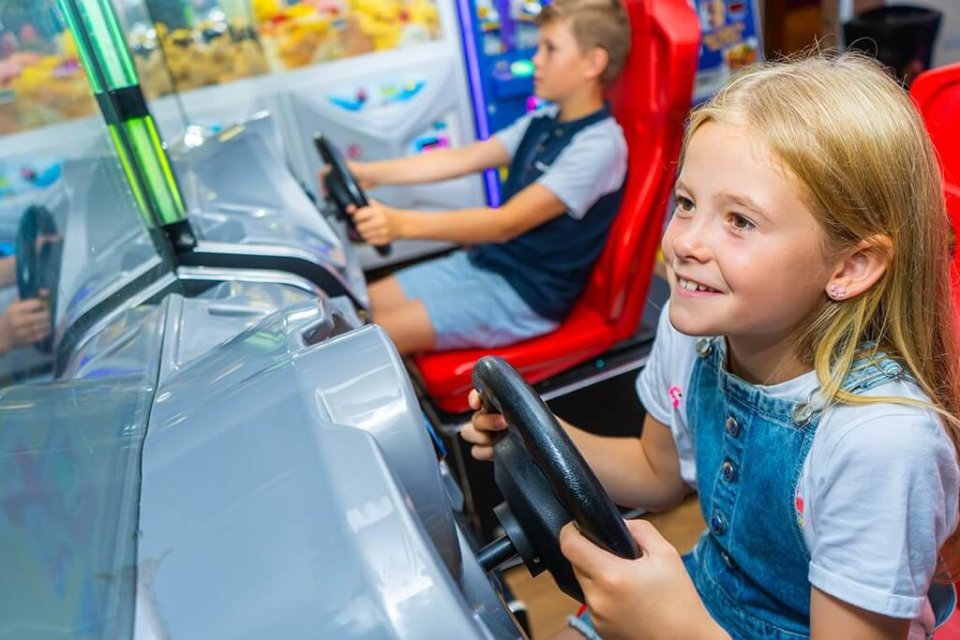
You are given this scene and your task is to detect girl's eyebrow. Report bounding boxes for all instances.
[717,192,773,222]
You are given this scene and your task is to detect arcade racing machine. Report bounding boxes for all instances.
[0,2,646,637]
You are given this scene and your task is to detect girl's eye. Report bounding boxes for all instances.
[675,195,694,214]
[729,212,756,231]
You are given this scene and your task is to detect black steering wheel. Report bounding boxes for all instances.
[15,205,60,353]
[472,356,640,602]
[313,133,392,258]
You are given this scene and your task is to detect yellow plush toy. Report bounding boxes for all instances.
[349,0,440,50]
[407,0,440,34]
[349,0,404,50]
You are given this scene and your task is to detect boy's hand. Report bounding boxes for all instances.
[316,160,376,197]
[459,388,509,461]
[345,160,377,190]
[0,293,51,353]
[560,520,728,640]
[350,199,403,246]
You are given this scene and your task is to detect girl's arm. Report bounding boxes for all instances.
[810,589,911,639]
[348,137,511,188]
[562,414,691,511]
[462,391,691,512]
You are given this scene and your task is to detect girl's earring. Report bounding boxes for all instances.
[828,284,847,301]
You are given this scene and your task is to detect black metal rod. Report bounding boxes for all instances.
[477,536,516,572]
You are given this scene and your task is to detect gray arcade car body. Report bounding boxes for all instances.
[0,113,526,639]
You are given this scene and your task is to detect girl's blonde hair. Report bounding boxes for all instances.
[683,51,960,575]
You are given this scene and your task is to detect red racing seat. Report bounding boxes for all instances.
[911,62,960,320]
[410,0,701,414]
[912,63,960,640]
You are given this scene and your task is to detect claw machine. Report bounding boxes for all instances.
[110,0,487,270]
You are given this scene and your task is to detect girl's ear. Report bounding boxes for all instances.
[825,234,894,301]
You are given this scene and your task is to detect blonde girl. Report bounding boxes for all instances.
[464,51,960,639]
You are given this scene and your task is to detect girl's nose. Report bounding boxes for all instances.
[671,220,710,263]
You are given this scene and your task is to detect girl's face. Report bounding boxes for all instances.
[662,121,835,355]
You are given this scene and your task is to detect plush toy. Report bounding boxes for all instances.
[259,3,340,70]
[349,0,439,51]
[349,0,405,51]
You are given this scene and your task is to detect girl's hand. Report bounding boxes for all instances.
[459,388,509,461]
[560,520,729,640]
[350,199,403,246]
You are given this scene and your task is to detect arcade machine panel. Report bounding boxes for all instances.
[288,50,486,269]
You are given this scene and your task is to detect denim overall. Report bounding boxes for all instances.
[684,337,955,638]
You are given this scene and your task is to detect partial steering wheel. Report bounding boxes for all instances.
[15,205,60,353]
[472,355,640,602]
[313,133,392,258]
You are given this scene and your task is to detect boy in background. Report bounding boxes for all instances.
[343,0,631,355]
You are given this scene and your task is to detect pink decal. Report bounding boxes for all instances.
[668,385,683,409]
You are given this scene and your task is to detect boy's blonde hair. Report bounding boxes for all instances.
[683,50,960,575]
[537,0,631,85]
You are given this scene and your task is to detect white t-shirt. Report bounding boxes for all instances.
[493,105,627,218]
[637,302,959,626]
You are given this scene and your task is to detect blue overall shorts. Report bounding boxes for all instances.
[686,337,955,638]
[571,337,955,639]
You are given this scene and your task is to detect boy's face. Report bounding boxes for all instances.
[532,17,599,102]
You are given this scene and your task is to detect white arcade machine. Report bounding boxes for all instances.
[112,0,486,271]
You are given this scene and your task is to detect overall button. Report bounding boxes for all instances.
[792,402,814,426]
[554,127,564,137]
[710,513,726,535]
[696,338,712,358]
[721,459,737,482]
[725,416,740,437]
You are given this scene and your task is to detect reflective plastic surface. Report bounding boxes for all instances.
[0,1,176,387]
[0,3,98,134]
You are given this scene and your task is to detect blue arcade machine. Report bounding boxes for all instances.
[455,0,546,206]
[691,0,763,104]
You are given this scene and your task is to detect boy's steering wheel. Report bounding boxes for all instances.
[313,133,392,257]
[15,205,60,353]
[472,355,640,602]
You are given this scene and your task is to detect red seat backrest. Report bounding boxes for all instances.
[582,0,700,339]
[910,63,960,316]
